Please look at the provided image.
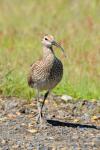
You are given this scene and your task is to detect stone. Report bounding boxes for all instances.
[61,95,73,102]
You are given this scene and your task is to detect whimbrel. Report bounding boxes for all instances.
[28,35,66,124]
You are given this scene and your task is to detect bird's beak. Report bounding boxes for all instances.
[52,41,66,57]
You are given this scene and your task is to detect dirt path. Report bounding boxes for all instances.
[0,96,100,149]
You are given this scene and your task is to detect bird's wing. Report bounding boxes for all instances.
[28,60,49,87]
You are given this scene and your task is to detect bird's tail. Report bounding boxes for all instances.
[27,74,34,88]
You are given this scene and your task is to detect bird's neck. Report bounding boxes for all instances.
[43,46,55,58]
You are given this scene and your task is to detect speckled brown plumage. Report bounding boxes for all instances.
[28,53,63,91]
[28,35,65,124]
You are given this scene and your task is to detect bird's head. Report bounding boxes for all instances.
[42,34,66,57]
[42,35,55,48]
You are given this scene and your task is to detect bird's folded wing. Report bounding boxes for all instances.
[28,60,50,86]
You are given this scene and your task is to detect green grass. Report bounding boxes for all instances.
[0,0,100,100]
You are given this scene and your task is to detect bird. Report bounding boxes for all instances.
[28,34,66,124]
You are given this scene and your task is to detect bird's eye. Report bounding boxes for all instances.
[45,38,48,40]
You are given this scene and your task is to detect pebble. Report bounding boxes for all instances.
[61,95,73,102]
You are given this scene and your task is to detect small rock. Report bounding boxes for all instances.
[19,107,31,114]
[1,139,6,144]
[47,136,54,140]
[61,95,73,102]
[27,129,37,134]
[82,113,90,121]
[4,101,18,111]
[14,124,21,130]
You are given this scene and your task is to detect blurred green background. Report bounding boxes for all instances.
[0,0,100,100]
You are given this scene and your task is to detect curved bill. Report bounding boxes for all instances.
[52,41,66,57]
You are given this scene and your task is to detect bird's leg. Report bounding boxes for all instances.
[40,90,49,118]
[36,102,42,124]
[36,90,42,124]
[36,90,49,124]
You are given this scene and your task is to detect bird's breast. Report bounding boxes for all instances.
[36,58,63,90]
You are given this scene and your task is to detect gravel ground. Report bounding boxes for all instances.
[0,96,100,150]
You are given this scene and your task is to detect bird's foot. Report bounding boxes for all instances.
[36,113,42,124]
[36,113,47,128]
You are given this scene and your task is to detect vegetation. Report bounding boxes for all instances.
[0,0,100,100]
